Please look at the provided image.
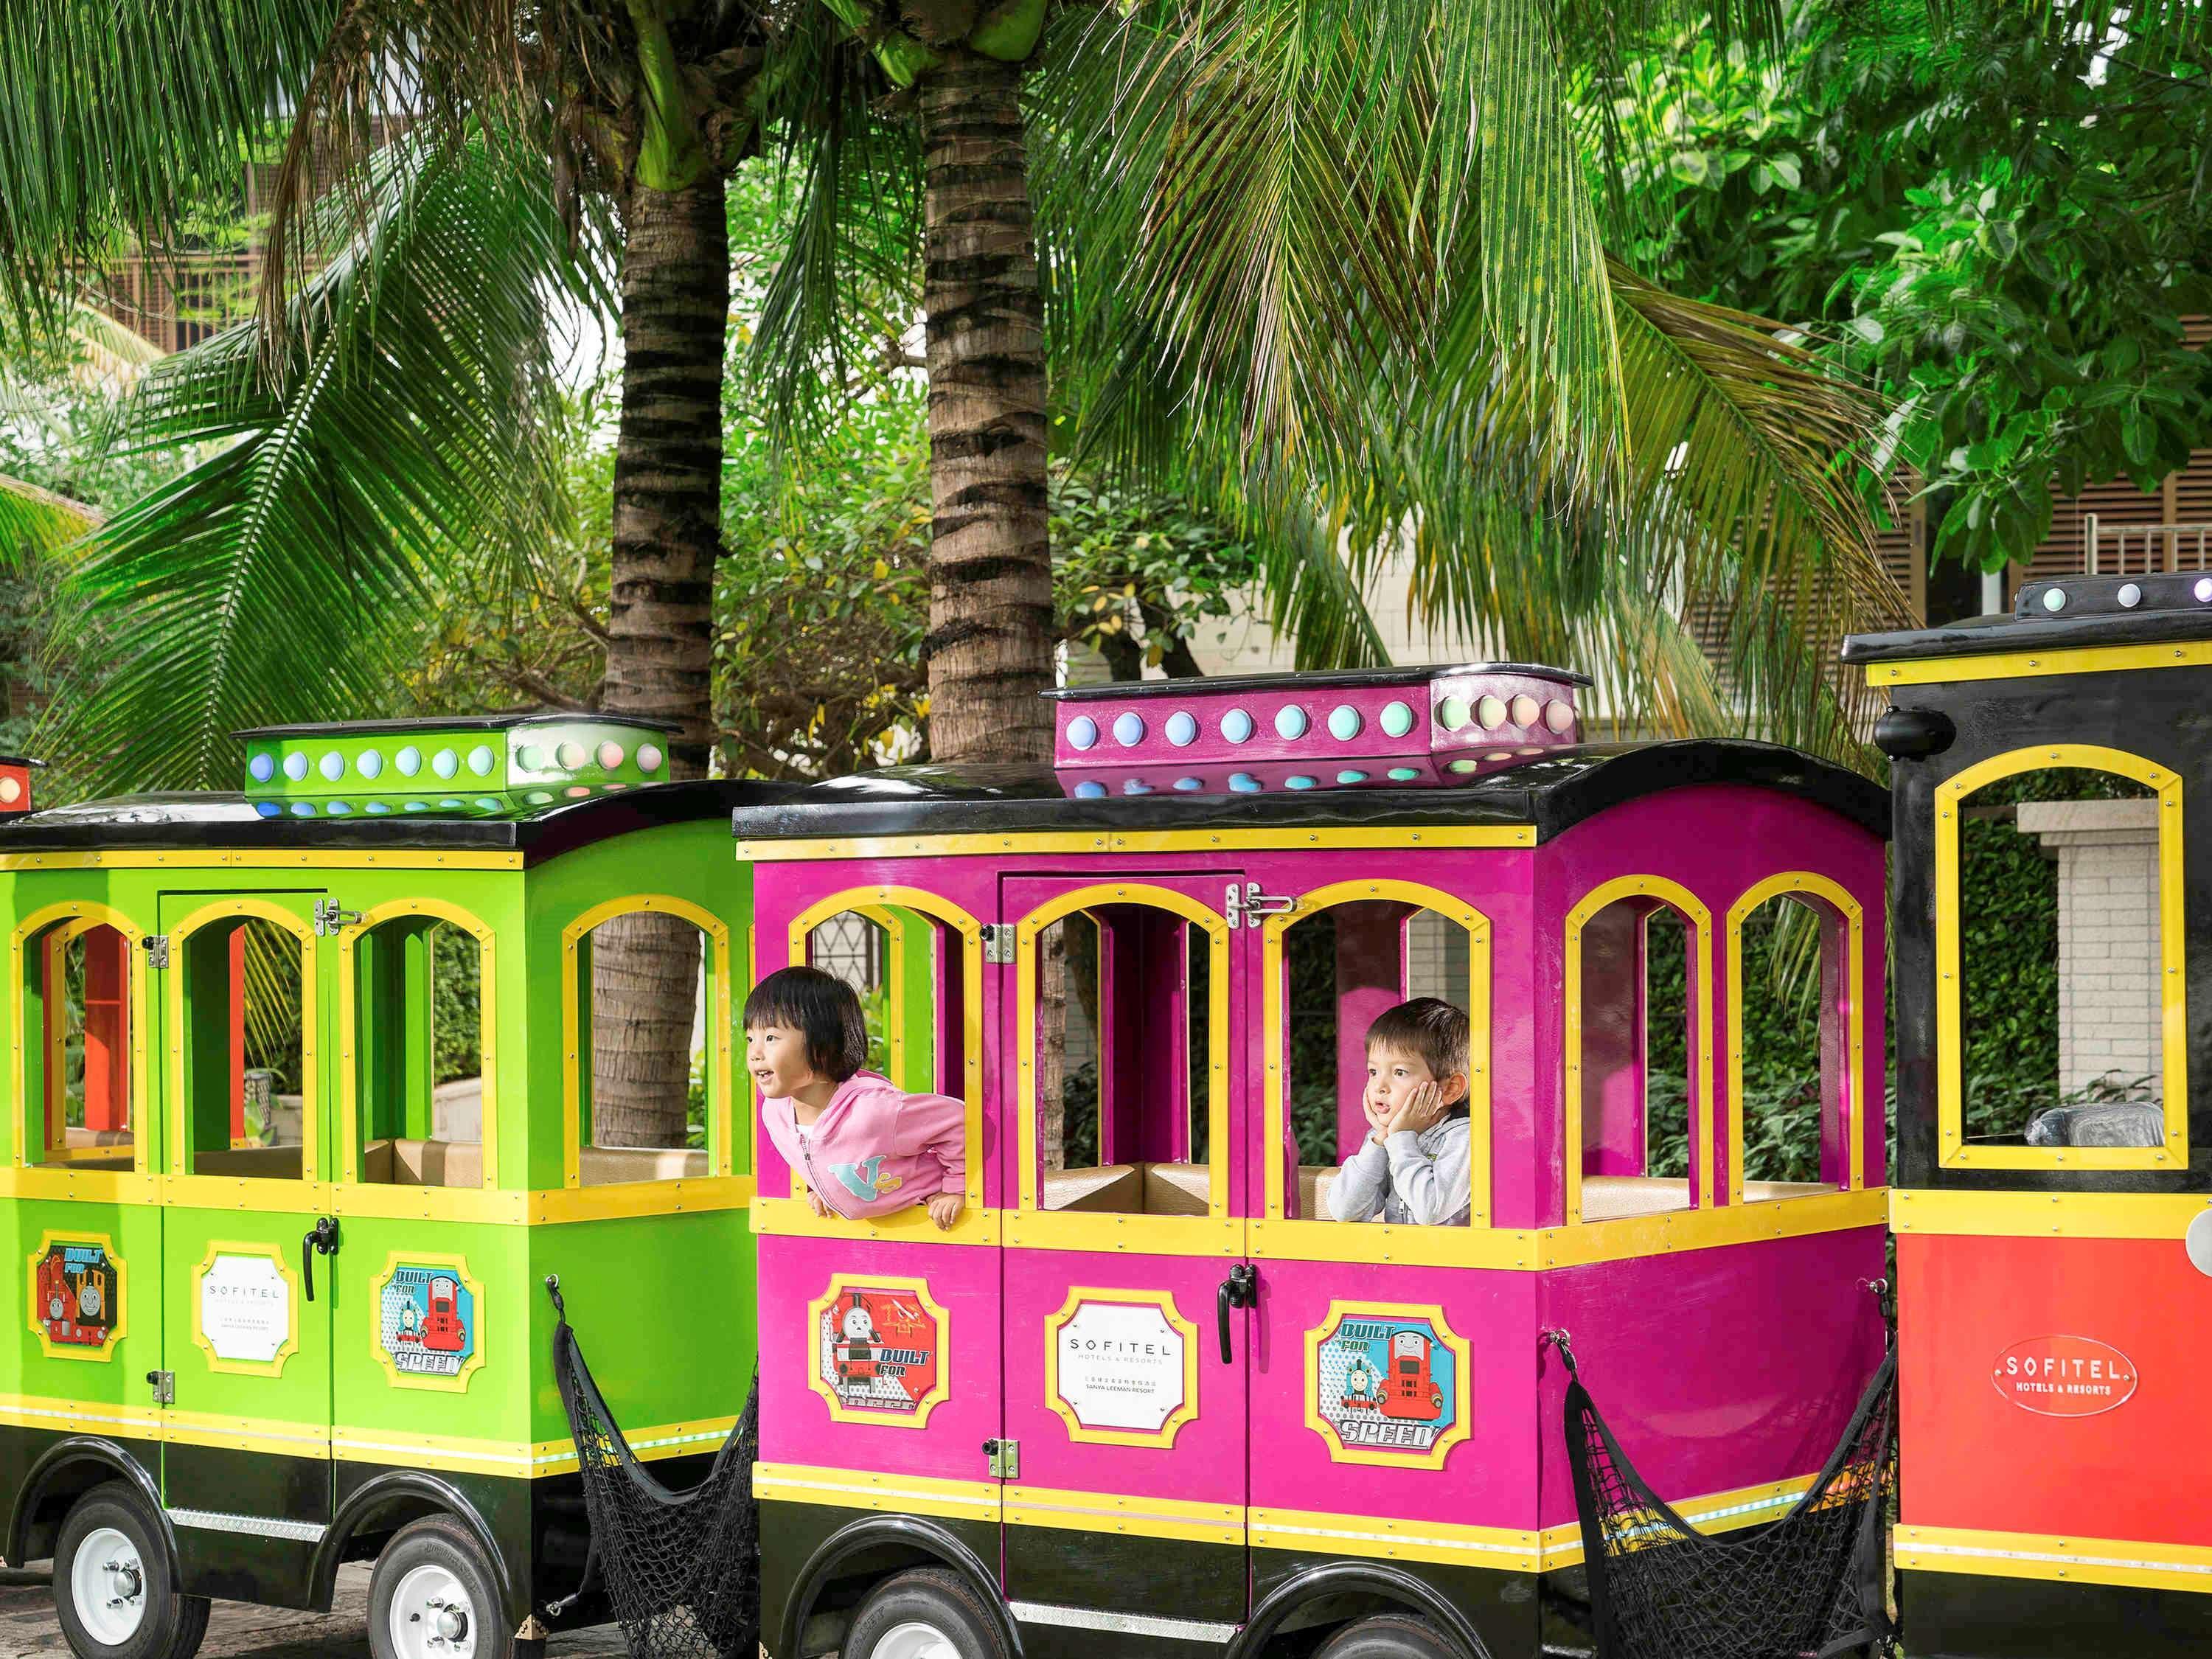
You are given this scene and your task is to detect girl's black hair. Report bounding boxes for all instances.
[742,965,869,1083]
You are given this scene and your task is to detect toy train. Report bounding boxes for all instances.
[0,574,2198,1659]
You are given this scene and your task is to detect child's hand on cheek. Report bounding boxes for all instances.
[1381,1081,1442,1138]
[926,1193,964,1230]
[1363,1096,1393,1146]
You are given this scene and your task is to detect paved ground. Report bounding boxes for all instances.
[0,1565,628,1657]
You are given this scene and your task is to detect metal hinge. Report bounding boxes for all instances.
[141,935,170,970]
[984,1438,1019,1480]
[313,899,364,936]
[981,924,1016,964]
[146,1370,174,1405]
[1225,882,1295,931]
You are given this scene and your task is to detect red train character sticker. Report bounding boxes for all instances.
[375,1259,483,1388]
[30,1239,120,1357]
[1306,1303,1472,1467]
[810,1277,948,1424]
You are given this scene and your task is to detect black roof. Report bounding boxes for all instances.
[1845,571,2212,666]
[727,740,1890,843]
[0,780,802,866]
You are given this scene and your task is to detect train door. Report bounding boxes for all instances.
[155,891,336,1601]
[998,872,1252,1638]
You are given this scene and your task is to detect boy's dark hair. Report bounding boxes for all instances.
[742,966,869,1083]
[1366,997,1470,1085]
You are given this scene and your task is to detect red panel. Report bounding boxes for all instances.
[1899,1232,2212,1545]
[229,926,246,1143]
[82,928,128,1133]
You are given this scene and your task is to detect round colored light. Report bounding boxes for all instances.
[467,745,497,776]
[2042,587,2066,612]
[365,801,390,815]
[0,777,19,804]
[1437,696,1471,731]
[563,786,590,799]
[1275,705,1310,739]
[439,797,465,809]
[474,795,501,810]
[1545,700,1575,733]
[282,752,309,782]
[1388,767,1421,782]
[526,790,554,804]
[255,801,282,818]
[1327,705,1363,741]
[557,741,587,770]
[517,745,545,770]
[433,748,460,779]
[290,801,316,817]
[1476,695,1508,729]
[1286,775,1316,790]
[1487,750,1516,761]
[1074,780,1107,799]
[2197,579,2212,604]
[395,746,422,777]
[1113,712,1147,746]
[248,752,276,782]
[324,799,351,815]
[1222,709,1255,742]
[1174,776,1204,791]
[357,749,384,779]
[2118,582,2143,609]
[1123,779,1153,795]
[1450,757,1481,773]
[1510,695,1541,727]
[1380,700,1415,738]
[637,743,664,772]
[315,751,342,781]
[1067,717,1099,751]
[1165,711,1199,747]
[403,801,429,813]
[1338,769,1368,784]
[597,740,625,771]
[1229,772,1262,793]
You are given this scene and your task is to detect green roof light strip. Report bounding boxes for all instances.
[240,718,671,799]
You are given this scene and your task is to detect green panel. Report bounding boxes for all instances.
[892,908,938,1093]
[1,1199,164,1413]
[240,721,670,801]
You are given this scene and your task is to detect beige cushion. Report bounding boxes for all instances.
[62,1127,133,1148]
[1744,1179,1829,1202]
[1043,1163,1141,1212]
[1296,1164,1340,1221]
[1580,1175,1692,1220]
[578,1145,708,1186]
[192,1145,305,1180]
[361,1138,484,1189]
[1142,1163,1211,1216]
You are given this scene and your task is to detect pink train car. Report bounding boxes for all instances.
[739,664,1890,1659]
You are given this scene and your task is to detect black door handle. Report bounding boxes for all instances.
[1216,1263,1256,1363]
[302,1217,339,1302]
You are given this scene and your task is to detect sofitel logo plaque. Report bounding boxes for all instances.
[1992,1335,2138,1417]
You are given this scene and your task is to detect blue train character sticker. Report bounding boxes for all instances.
[1305,1303,1472,1467]
[373,1257,485,1391]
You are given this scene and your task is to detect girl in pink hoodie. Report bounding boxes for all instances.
[747,966,967,1228]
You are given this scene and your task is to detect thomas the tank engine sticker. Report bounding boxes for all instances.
[27,1235,122,1360]
[808,1276,948,1427]
[1305,1302,1472,1468]
[373,1256,486,1391]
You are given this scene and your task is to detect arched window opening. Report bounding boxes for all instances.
[1571,894,1704,1221]
[1032,903,1218,1216]
[351,914,490,1189]
[1732,893,1851,1197]
[20,921,134,1169]
[801,904,964,1099]
[181,917,307,1180]
[574,908,721,1186]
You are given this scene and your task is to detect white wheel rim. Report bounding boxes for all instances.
[70,1526,147,1647]
[386,1562,476,1659]
[867,1618,963,1659]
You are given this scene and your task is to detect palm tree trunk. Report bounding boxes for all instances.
[919,48,1054,765]
[592,175,728,1150]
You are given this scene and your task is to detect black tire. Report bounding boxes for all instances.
[1313,1612,1469,1659]
[52,1481,209,1659]
[844,1568,1010,1659]
[368,1514,512,1659]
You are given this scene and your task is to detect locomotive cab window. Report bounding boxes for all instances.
[1269,886,1489,1227]
[1566,883,1712,1222]
[801,902,968,1101]
[18,919,136,1169]
[175,913,313,1180]
[1938,751,2185,1168]
[347,910,493,1189]
[1025,895,1225,1218]
[1727,879,1863,1201]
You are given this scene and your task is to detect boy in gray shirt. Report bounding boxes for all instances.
[1327,998,1472,1227]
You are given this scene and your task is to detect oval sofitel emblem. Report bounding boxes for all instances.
[1992,1335,2139,1417]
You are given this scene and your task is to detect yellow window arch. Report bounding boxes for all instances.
[10,902,151,1180]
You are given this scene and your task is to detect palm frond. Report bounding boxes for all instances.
[38,135,602,796]
[0,473,102,561]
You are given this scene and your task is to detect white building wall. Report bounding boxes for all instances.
[2016,799,2163,1096]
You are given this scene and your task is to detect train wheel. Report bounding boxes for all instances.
[1313,1612,1464,1659]
[53,1481,209,1659]
[369,1515,510,1659]
[846,1568,1009,1659]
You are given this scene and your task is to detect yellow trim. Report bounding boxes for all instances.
[1891,1187,2212,1238]
[804,1273,952,1428]
[0,1166,159,1204]
[1259,880,1492,1235]
[784,886,986,1215]
[756,1197,998,1245]
[1563,876,1717,1223]
[163,896,321,1184]
[1724,872,1866,1202]
[738,827,1537,863]
[1042,1287,1202,1450]
[1865,640,2212,687]
[0,1391,164,1440]
[1935,745,2187,1169]
[560,894,734,1189]
[754,1461,1001,1524]
[0,850,521,871]
[10,902,150,1178]
[1015,883,1234,1253]
[1896,1523,2212,1595]
[1302,1301,1473,1470]
[1004,1482,1242,1546]
[366,1251,487,1393]
[25,1231,127,1362]
[336,899,498,1203]
[161,1407,328,1459]
[1252,1506,1544,1571]
[188,1239,303,1379]
[526,1174,752,1224]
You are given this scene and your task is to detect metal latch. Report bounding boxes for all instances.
[141,936,170,970]
[983,1438,1019,1479]
[981,924,1016,964]
[313,899,364,936]
[1225,882,1295,930]
[146,1371,173,1405]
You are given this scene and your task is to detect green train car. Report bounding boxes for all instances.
[0,715,768,1659]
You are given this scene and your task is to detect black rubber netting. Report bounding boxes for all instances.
[549,1279,759,1659]
[1562,1340,1897,1659]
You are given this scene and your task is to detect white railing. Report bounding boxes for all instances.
[2085,515,2212,576]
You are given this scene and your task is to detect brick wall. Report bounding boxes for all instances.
[2014,799,2163,1097]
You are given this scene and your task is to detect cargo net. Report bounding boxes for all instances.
[1558,1335,1897,1659]
[549,1278,759,1659]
